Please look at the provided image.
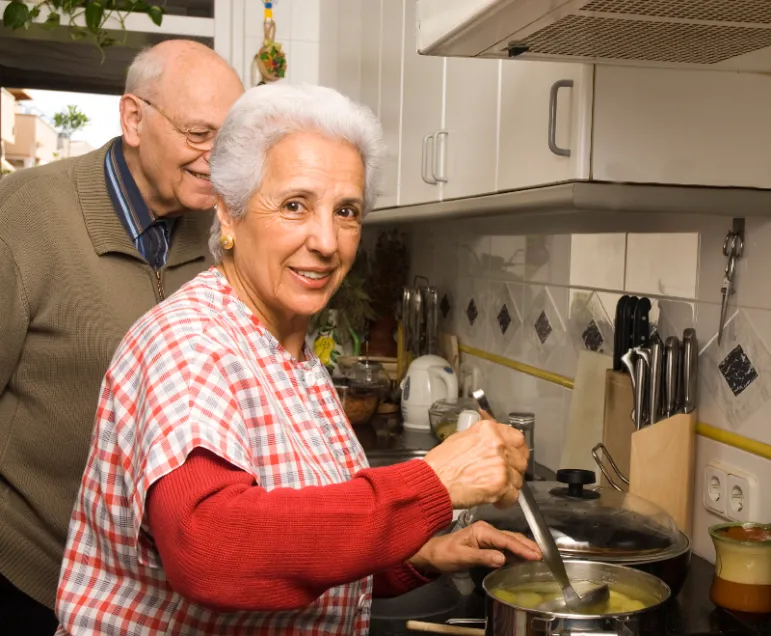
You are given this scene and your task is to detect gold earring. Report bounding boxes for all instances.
[219,234,235,250]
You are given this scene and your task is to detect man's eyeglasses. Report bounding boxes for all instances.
[136,96,217,151]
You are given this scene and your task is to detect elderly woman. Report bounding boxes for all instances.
[55,84,538,636]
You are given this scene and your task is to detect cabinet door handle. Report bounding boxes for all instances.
[433,130,449,183]
[548,79,573,158]
[421,133,438,184]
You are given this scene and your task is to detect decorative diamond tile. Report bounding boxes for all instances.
[699,310,771,430]
[466,299,478,326]
[582,320,604,352]
[497,304,512,335]
[719,345,758,397]
[534,310,552,345]
[440,294,451,319]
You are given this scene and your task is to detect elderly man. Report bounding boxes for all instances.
[0,39,243,634]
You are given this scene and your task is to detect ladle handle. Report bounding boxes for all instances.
[406,621,485,635]
[518,483,572,592]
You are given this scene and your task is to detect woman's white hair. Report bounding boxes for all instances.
[209,83,385,262]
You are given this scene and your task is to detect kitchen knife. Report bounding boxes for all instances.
[664,336,681,418]
[620,297,638,373]
[682,328,698,414]
[633,353,648,430]
[648,335,664,425]
[632,297,652,348]
[613,295,630,371]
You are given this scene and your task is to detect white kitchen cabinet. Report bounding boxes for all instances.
[378,0,404,209]
[441,57,500,200]
[397,0,445,206]
[592,66,771,189]
[497,61,593,192]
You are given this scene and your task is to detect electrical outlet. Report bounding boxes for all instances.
[704,464,727,515]
[726,471,757,522]
[704,461,758,522]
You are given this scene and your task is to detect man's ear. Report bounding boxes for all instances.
[120,94,143,149]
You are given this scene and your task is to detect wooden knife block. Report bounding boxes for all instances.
[630,411,696,536]
[600,370,635,491]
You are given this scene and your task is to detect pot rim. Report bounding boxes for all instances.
[481,558,671,620]
[709,522,771,546]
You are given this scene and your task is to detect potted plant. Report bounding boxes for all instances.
[2,1,165,60]
[311,250,377,374]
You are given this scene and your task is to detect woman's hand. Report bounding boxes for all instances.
[423,419,528,510]
[408,521,541,574]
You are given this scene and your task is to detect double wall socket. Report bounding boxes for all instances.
[703,461,757,522]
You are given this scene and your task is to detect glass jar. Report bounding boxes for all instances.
[507,412,535,480]
[709,522,771,613]
[338,360,390,427]
[428,397,479,441]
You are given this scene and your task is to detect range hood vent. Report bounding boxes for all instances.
[418,0,771,72]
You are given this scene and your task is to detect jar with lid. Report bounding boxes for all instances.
[507,412,535,480]
[337,359,390,426]
[428,397,479,441]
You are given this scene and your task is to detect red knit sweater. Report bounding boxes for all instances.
[146,449,453,612]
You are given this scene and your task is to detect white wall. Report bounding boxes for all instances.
[393,210,771,563]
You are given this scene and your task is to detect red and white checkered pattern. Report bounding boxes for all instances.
[55,268,372,635]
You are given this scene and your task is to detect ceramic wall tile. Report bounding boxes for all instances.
[691,435,771,562]
[698,309,771,434]
[568,290,614,356]
[625,232,699,299]
[652,299,696,342]
[488,235,528,282]
[732,216,771,311]
[455,278,490,351]
[527,235,571,286]
[454,235,491,278]
[522,286,568,370]
[569,234,626,290]
[487,281,523,358]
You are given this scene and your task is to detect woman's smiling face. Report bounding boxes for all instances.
[217,131,365,328]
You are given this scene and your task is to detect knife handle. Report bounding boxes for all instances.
[664,337,681,417]
[683,329,698,414]
[649,340,663,425]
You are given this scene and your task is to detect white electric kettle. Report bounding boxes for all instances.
[400,355,458,431]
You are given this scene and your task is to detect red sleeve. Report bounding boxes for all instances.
[373,562,437,598]
[146,448,452,612]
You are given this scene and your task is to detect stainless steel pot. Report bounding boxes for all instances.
[457,470,692,596]
[482,560,671,636]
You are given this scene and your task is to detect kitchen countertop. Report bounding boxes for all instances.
[357,422,770,636]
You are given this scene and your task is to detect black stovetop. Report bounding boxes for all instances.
[369,556,771,636]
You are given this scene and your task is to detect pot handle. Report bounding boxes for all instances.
[591,443,630,492]
[405,620,485,636]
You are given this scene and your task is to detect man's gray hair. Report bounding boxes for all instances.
[124,47,164,98]
[209,83,384,262]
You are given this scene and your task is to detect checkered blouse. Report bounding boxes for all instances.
[55,268,373,635]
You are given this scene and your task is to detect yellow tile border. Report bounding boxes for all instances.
[459,344,771,462]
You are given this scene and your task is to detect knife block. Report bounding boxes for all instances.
[600,370,636,491]
[629,411,696,536]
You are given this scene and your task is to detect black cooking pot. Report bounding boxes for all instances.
[457,469,692,596]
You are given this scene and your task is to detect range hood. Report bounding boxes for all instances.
[417,0,771,73]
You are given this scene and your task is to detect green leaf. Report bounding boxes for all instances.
[85,1,104,33]
[42,12,61,29]
[2,1,30,30]
[147,5,163,26]
[29,6,41,19]
[70,26,88,40]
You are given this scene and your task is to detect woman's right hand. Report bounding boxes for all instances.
[423,419,528,510]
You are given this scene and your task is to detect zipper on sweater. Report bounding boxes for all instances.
[154,270,165,301]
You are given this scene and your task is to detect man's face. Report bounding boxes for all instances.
[122,60,243,215]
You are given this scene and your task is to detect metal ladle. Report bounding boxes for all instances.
[471,390,610,613]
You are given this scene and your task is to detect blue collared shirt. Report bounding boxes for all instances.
[104,137,175,270]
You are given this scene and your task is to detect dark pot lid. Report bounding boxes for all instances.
[458,469,685,561]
